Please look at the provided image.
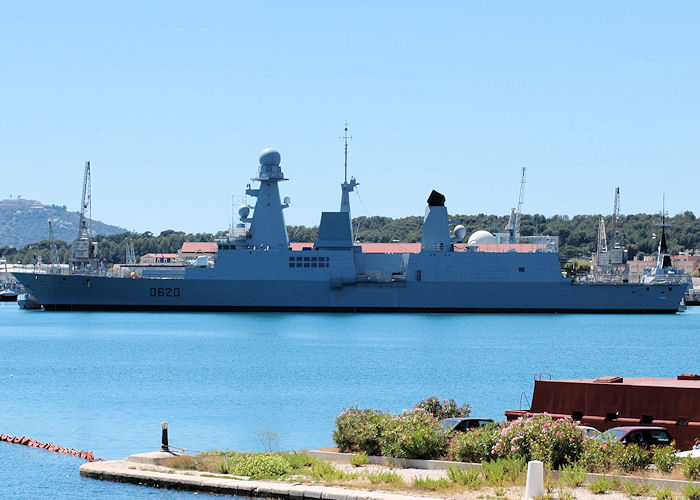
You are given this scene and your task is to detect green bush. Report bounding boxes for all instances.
[491,415,585,469]
[682,482,700,500]
[413,396,471,420]
[234,453,292,479]
[332,406,389,456]
[558,463,587,487]
[654,486,675,500]
[682,456,700,481]
[280,452,317,469]
[587,476,616,494]
[447,423,500,463]
[412,476,451,490]
[216,452,244,474]
[480,458,526,487]
[577,436,624,473]
[624,480,653,497]
[349,452,368,467]
[364,469,403,485]
[379,408,449,459]
[446,465,481,487]
[308,460,358,481]
[653,445,679,473]
[616,444,651,472]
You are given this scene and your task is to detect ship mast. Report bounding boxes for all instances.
[340,122,358,214]
[656,194,672,269]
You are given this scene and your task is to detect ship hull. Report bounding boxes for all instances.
[14,273,686,313]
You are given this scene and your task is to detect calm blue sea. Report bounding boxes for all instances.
[1,303,698,498]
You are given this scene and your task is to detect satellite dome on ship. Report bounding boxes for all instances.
[467,230,497,246]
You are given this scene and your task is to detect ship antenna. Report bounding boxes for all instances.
[341,122,352,184]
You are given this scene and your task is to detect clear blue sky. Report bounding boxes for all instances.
[2,1,698,234]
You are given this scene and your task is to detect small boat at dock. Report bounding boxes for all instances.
[0,288,19,302]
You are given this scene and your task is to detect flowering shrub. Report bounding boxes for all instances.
[491,415,584,469]
[448,423,500,463]
[577,436,623,473]
[414,396,471,420]
[615,443,651,472]
[332,406,389,456]
[652,444,679,473]
[379,408,449,459]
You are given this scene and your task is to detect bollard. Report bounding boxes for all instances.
[161,422,169,451]
[525,460,544,498]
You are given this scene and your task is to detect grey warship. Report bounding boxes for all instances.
[14,148,688,313]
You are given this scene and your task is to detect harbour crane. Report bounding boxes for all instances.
[48,220,60,273]
[505,167,526,243]
[70,161,97,271]
[593,187,628,279]
[612,187,622,249]
[597,217,608,255]
[125,237,136,265]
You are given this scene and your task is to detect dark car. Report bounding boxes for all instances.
[600,426,673,449]
[439,417,494,432]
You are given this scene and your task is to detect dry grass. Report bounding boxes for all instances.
[161,454,198,469]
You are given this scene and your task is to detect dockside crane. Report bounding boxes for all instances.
[593,187,628,279]
[596,217,608,253]
[48,220,60,273]
[505,167,526,243]
[70,161,98,272]
[125,237,136,265]
[612,187,622,249]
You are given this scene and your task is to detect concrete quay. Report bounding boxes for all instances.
[80,450,700,499]
[79,451,436,500]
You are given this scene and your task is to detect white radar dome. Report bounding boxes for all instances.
[467,230,497,246]
[238,204,251,218]
[454,225,467,241]
[259,148,281,166]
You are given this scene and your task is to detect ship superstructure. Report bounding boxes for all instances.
[14,148,688,313]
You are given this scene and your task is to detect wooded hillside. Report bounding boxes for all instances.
[2,212,698,266]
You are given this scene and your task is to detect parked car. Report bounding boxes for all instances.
[676,437,700,458]
[439,417,494,432]
[599,426,673,449]
[577,425,601,439]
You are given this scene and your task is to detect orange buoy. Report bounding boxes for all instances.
[1,431,100,461]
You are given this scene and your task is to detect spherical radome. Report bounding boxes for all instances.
[259,148,281,166]
[467,230,497,245]
[238,204,251,219]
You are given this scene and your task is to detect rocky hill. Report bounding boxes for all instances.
[0,198,127,248]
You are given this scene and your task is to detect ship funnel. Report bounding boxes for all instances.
[421,190,451,252]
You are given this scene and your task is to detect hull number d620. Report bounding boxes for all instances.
[149,287,181,297]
